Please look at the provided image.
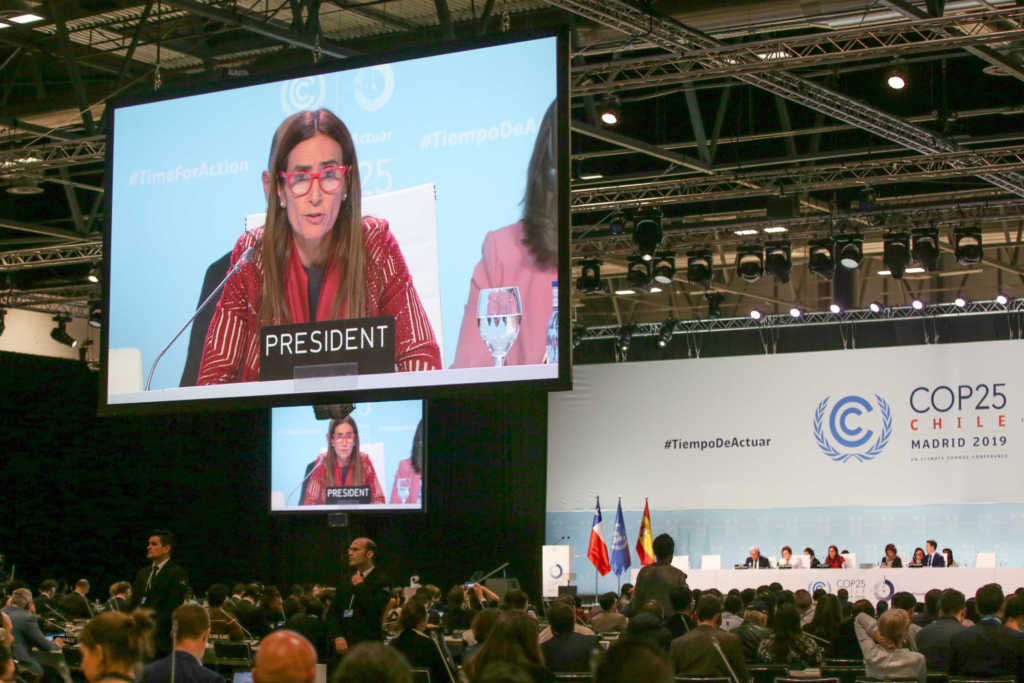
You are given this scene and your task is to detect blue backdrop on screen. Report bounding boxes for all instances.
[109,38,556,391]
[271,401,423,510]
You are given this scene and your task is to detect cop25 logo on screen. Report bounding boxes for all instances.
[814,395,892,463]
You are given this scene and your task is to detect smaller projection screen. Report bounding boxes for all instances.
[101,29,569,414]
[271,401,425,512]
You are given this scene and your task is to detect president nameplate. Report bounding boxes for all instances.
[259,316,396,381]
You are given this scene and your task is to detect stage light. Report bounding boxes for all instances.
[953,226,983,266]
[627,256,652,289]
[912,226,942,272]
[807,237,836,279]
[835,232,864,270]
[50,314,77,348]
[912,298,926,310]
[633,209,663,261]
[883,231,911,279]
[576,258,607,294]
[0,308,5,336]
[614,288,635,295]
[750,309,763,320]
[829,302,842,314]
[954,296,969,308]
[706,292,724,319]
[658,319,676,347]
[609,211,627,235]
[869,301,884,314]
[734,229,758,236]
[617,325,634,351]
[996,292,1010,306]
[87,266,99,284]
[600,93,621,125]
[736,244,765,283]
[88,301,102,328]
[764,226,788,234]
[887,63,908,90]
[687,248,714,288]
[789,307,802,318]
[573,324,586,349]
[764,240,793,284]
[860,185,878,211]
[652,254,676,285]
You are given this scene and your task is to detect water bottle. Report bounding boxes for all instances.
[545,280,558,364]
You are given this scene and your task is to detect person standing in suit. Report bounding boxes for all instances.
[329,537,392,654]
[670,596,749,683]
[61,579,93,619]
[925,540,946,568]
[630,534,688,618]
[744,546,771,569]
[949,584,1024,681]
[541,602,601,673]
[143,605,223,683]
[129,530,190,657]
[107,582,131,613]
[1,589,64,676]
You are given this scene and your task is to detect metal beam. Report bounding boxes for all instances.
[0,218,87,242]
[434,0,456,40]
[46,0,97,136]
[683,85,710,164]
[0,240,103,271]
[572,120,709,172]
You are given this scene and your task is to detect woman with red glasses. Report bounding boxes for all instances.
[197,108,442,384]
[303,415,385,505]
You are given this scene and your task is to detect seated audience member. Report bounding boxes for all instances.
[854,608,926,683]
[757,604,824,667]
[33,580,60,621]
[2,612,13,649]
[1,640,15,683]
[144,604,223,683]
[620,600,673,651]
[670,596,748,681]
[913,589,942,628]
[78,610,155,683]
[463,609,501,664]
[107,582,131,613]
[964,597,980,624]
[617,584,634,614]
[389,601,455,683]
[1,588,64,676]
[234,583,263,633]
[794,589,814,626]
[590,592,628,633]
[745,546,771,569]
[207,583,246,641]
[943,548,959,568]
[630,534,688,618]
[804,594,843,657]
[665,586,696,640]
[837,588,852,617]
[721,594,745,632]
[892,592,922,647]
[286,595,331,660]
[252,630,317,683]
[732,600,772,661]
[876,600,889,617]
[501,590,530,613]
[831,600,875,660]
[539,602,600,673]
[823,545,846,569]
[881,544,903,568]
[915,589,966,673]
[226,584,245,611]
[538,596,594,644]
[441,585,476,634]
[949,583,1024,682]
[282,585,303,621]
[741,589,757,608]
[1005,594,1024,631]
[595,639,674,683]
[910,547,927,567]
[463,611,554,683]
[61,579,93,619]
[260,591,286,628]
[333,642,413,683]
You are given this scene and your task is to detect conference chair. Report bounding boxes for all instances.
[675,677,731,683]
[821,662,867,683]
[411,670,432,683]
[213,641,254,668]
[975,553,997,568]
[947,678,1017,683]
[749,664,790,683]
[701,555,722,570]
[925,674,947,683]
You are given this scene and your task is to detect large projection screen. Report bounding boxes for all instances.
[101,29,569,414]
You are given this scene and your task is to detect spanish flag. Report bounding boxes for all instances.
[636,498,654,566]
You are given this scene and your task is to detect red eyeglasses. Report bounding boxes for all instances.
[279,165,350,197]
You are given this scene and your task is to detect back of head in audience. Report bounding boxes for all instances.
[474,662,537,683]
[595,639,674,683]
[208,584,230,608]
[837,588,849,602]
[9,588,31,609]
[1003,594,1024,628]
[976,583,1004,616]
[244,584,262,600]
[466,611,544,680]
[502,590,529,611]
[793,590,812,612]
[547,602,575,636]
[723,595,743,616]
[447,586,465,610]
[173,604,210,643]
[300,595,324,618]
[652,534,674,561]
[773,604,802,636]
[924,588,942,615]
[253,630,316,683]
[876,600,889,616]
[740,588,756,607]
[79,610,155,676]
[471,609,501,644]
[695,596,722,624]
[399,601,427,632]
[851,600,874,618]
[812,588,827,602]
[669,586,692,614]
[331,642,412,683]
[640,600,663,620]
[939,589,966,618]
[892,592,917,614]
[599,592,618,612]
[877,609,911,647]
[109,582,131,598]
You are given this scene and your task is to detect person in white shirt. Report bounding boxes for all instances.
[854,609,927,683]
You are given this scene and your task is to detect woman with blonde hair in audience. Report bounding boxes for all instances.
[464,611,554,683]
[854,607,926,683]
[78,610,155,683]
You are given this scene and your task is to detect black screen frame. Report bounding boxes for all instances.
[99,26,572,416]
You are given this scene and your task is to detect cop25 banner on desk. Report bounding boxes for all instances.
[548,339,1021,513]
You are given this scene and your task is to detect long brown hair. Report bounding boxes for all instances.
[324,416,362,487]
[260,109,366,326]
[465,611,545,679]
[520,100,558,269]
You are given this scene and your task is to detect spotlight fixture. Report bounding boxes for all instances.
[835,232,864,270]
[883,231,911,279]
[609,211,627,235]
[911,298,926,310]
[886,61,908,90]
[6,177,43,195]
[87,266,100,284]
[705,292,725,319]
[869,301,885,314]
[953,226,983,266]
[572,324,586,350]
[736,244,765,283]
[600,93,621,125]
[789,307,802,318]
[954,296,970,308]
[576,258,607,294]
[829,302,842,314]
[0,308,6,336]
[687,248,714,289]
[859,185,878,212]
[807,237,836,279]
[633,209,663,261]
[627,256,653,289]
[750,309,764,320]
[912,226,942,272]
[88,301,102,329]
[651,253,676,285]
[658,319,676,348]
[617,325,634,352]
[50,314,77,348]
[996,292,1010,306]
[764,240,793,284]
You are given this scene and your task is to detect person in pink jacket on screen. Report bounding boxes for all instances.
[451,101,558,369]
[389,420,424,504]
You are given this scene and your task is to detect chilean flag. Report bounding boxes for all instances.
[587,497,611,577]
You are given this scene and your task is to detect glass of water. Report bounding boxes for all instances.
[397,478,412,504]
[477,287,522,367]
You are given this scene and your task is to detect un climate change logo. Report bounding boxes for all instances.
[353,65,395,112]
[281,76,327,114]
[548,564,564,580]
[814,395,892,463]
[809,580,831,594]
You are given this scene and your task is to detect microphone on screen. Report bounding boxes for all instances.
[285,454,326,506]
[145,245,255,392]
